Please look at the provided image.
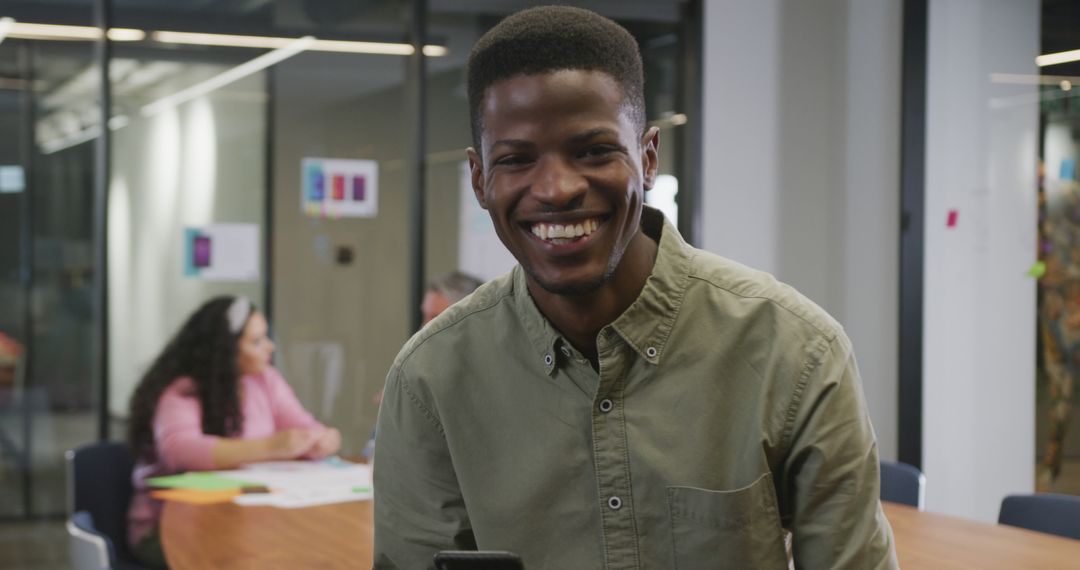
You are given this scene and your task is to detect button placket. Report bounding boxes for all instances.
[590,340,640,564]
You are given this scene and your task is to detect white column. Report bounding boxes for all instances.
[702,0,901,460]
[922,0,1038,522]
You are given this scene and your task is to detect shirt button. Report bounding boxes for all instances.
[646,346,658,358]
[544,354,553,366]
[608,496,622,510]
[599,399,614,413]
[560,346,571,357]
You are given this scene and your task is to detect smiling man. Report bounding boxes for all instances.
[373,6,897,570]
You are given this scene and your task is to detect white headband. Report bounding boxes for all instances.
[226,296,251,334]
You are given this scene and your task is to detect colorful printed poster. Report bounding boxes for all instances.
[183,224,260,281]
[301,157,378,218]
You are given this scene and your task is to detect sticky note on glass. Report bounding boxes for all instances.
[946,209,958,228]
[1027,261,1047,279]
[146,472,262,491]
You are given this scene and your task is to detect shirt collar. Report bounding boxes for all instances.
[609,206,693,365]
[513,266,563,375]
[513,206,695,374]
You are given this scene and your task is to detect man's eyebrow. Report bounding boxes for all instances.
[489,139,534,151]
[568,128,621,144]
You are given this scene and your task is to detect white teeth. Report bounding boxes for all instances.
[531,218,601,241]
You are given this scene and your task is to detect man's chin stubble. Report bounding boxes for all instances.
[526,266,614,297]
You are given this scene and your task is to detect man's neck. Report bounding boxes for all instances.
[526,231,659,368]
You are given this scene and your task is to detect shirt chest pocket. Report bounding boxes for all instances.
[667,472,789,570]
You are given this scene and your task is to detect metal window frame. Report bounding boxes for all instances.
[898,0,928,469]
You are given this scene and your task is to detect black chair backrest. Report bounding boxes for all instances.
[879,460,924,509]
[999,493,1080,540]
[68,441,135,560]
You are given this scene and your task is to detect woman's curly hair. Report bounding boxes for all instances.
[127,296,254,463]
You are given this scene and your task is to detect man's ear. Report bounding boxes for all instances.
[466,147,488,209]
[640,126,660,190]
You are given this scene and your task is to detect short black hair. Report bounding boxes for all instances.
[466,6,646,152]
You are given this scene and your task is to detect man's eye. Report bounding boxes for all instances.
[581,146,617,159]
[495,155,532,167]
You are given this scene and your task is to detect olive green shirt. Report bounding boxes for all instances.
[373,207,897,569]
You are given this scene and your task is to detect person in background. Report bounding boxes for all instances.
[126,295,340,568]
[0,331,22,407]
[421,271,484,326]
[373,6,896,569]
[363,271,484,459]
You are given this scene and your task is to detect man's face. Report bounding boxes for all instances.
[421,290,452,325]
[468,70,659,296]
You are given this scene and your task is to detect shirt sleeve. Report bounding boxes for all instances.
[782,334,899,570]
[263,367,322,431]
[373,365,477,570]
[153,378,219,472]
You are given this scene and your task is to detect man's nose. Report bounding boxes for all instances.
[531,155,586,208]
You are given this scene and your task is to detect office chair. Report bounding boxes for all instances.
[68,510,115,570]
[66,441,156,570]
[879,460,925,509]
[999,493,1080,540]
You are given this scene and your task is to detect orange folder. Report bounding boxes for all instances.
[150,488,243,505]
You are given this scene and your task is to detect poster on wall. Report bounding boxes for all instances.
[301,157,379,218]
[183,224,260,281]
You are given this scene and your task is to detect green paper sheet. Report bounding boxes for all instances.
[146,472,262,491]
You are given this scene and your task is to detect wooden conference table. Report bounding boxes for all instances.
[161,500,1080,569]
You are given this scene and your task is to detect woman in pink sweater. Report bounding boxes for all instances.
[125,296,340,567]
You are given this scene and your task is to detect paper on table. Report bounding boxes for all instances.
[146,472,263,490]
[211,458,373,508]
[233,486,373,509]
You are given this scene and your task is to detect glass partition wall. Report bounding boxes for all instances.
[0,0,101,519]
[0,0,700,518]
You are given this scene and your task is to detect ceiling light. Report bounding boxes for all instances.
[1,22,443,56]
[141,35,314,117]
[152,31,294,49]
[152,30,444,56]
[5,22,144,41]
[107,28,146,42]
[0,17,14,47]
[1037,49,1080,67]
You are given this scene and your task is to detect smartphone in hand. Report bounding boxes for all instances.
[433,550,524,570]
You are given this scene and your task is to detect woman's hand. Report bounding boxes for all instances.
[266,427,322,460]
[305,427,342,460]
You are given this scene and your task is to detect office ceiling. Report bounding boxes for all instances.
[1043,0,1080,77]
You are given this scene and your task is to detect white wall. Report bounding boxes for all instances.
[702,0,901,461]
[108,70,266,418]
[923,0,1038,522]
